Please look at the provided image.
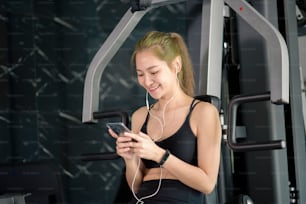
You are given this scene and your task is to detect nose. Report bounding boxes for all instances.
[143,74,153,87]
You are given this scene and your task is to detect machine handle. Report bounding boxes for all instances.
[78,152,119,161]
[227,92,286,152]
[80,111,129,161]
[93,111,129,124]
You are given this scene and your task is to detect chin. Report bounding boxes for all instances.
[149,94,159,100]
[148,92,161,100]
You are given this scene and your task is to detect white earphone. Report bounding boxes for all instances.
[146,91,150,110]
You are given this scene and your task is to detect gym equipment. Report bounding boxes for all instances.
[81,0,306,203]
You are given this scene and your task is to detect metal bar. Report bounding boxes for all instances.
[282,0,306,202]
[78,153,119,161]
[224,0,289,104]
[198,0,224,98]
[82,9,146,123]
[227,92,286,152]
[150,0,186,7]
[93,111,129,125]
[82,0,187,123]
[79,110,129,161]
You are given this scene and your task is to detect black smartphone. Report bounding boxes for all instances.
[106,122,131,135]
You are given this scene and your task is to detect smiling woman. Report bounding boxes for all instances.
[108,31,222,204]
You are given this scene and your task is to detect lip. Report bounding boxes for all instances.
[148,85,159,94]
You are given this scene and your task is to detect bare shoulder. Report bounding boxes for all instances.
[131,106,148,132]
[191,101,221,139]
[132,106,148,120]
[192,101,219,118]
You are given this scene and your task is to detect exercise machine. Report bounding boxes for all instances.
[81,0,306,203]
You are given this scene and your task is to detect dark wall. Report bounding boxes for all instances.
[0,0,188,203]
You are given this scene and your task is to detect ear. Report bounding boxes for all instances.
[172,56,182,74]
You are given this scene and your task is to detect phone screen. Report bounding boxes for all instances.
[106,122,131,135]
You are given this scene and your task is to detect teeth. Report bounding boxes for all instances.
[149,86,159,91]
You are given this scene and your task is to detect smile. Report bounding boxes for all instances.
[148,85,160,93]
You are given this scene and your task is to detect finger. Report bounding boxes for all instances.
[117,147,131,157]
[116,141,132,151]
[139,131,151,140]
[124,132,140,142]
[117,135,132,143]
[108,128,118,139]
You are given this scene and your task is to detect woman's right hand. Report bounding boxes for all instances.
[108,128,135,160]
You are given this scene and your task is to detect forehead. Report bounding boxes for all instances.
[135,50,166,71]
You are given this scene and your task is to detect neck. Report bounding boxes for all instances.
[156,89,185,111]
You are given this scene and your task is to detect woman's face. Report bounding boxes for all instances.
[135,49,176,100]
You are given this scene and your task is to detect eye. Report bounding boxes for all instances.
[150,69,159,75]
[136,72,144,77]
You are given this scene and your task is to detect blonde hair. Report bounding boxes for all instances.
[131,31,195,97]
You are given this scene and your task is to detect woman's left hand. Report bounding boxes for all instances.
[123,131,163,163]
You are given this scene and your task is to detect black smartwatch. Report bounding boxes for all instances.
[159,149,170,167]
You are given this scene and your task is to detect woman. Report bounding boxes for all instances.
[109,31,221,203]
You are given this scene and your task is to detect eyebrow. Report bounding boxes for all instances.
[136,65,159,72]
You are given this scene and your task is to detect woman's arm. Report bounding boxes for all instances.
[161,102,222,194]
[124,156,144,192]
[124,107,148,192]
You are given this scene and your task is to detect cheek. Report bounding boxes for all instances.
[137,77,145,87]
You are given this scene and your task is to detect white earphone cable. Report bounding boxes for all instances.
[131,158,163,204]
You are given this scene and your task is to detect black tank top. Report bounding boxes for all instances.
[141,99,200,169]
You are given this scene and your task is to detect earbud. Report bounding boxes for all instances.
[146,91,150,110]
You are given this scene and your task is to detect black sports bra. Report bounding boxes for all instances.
[141,99,200,169]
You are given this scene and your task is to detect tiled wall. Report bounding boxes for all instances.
[0,0,188,203]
